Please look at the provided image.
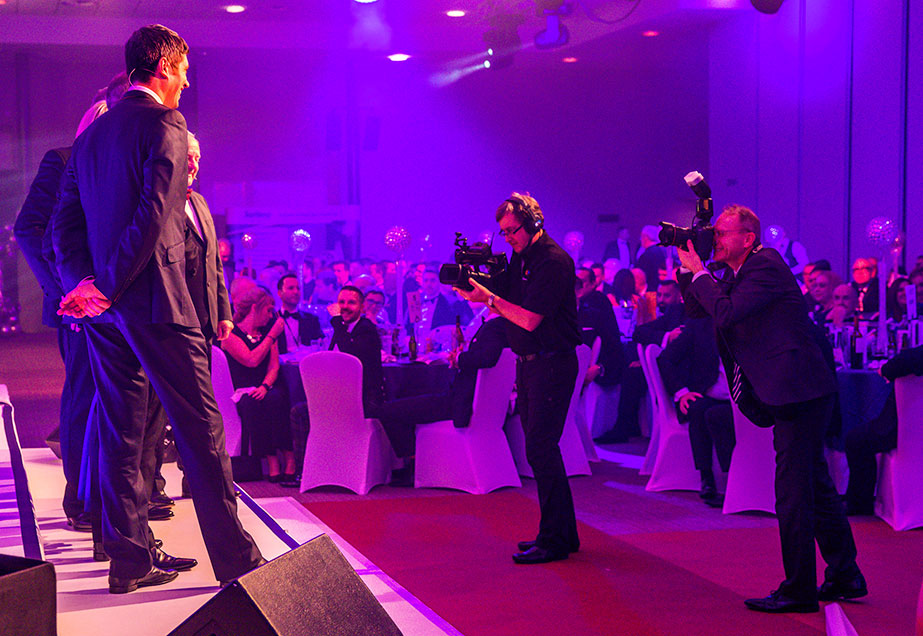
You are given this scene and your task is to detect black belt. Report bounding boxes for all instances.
[516,350,570,363]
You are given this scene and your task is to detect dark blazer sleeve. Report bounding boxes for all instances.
[52,154,96,292]
[656,324,694,397]
[194,193,232,324]
[687,254,786,330]
[881,345,923,381]
[96,109,188,302]
[299,313,323,343]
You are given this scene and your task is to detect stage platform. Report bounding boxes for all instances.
[0,443,460,636]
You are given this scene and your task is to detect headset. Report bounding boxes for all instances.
[505,195,544,235]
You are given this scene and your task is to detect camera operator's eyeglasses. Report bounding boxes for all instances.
[498,224,523,237]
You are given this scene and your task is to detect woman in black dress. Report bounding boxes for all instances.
[221,287,297,482]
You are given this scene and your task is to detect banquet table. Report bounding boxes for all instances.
[835,367,891,439]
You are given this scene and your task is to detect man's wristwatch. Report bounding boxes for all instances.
[487,294,496,308]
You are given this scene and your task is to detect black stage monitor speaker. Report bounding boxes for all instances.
[0,553,56,636]
[168,534,403,636]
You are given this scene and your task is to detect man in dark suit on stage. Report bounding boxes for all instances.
[678,204,864,613]
[276,273,323,354]
[53,24,262,593]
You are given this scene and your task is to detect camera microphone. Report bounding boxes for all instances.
[684,171,711,200]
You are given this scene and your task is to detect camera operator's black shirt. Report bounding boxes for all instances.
[499,231,581,356]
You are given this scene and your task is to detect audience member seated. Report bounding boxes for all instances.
[808,270,840,324]
[802,259,831,305]
[886,277,910,323]
[909,267,923,305]
[602,226,633,270]
[374,315,510,485]
[275,273,323,354]
[364,289,391,328]
[229,274,257,310]
[636,225,667,291]
[305,269,338,330]
[634,280,685,346]
[576,267,624,387]
[300,259,316,304]
[221,287,297,484]
[331,260,350,287]
[657,317,735,507]
[763,224,809,280]
[850,257,879,315]
[829,284,858,327]
[411,268,471,331]
[844,344,923,515]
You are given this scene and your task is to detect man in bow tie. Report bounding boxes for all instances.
[276,273,323,354]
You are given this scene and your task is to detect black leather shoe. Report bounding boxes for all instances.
[517,539,579,554]
[93,542,109,562]
[512,546,568,564]
[148,505,174,521]
[703,493,725,508]
[150,491,175,507]
[219,557,268,587]
[152,546,197,572]
[818,573,868,601]
[109,566,178,594]
[66,512,92,532]
[744,590,819,613]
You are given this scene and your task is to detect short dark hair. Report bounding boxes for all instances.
[811,259,832,272]
[277,273,297,291]
[125,24,188,84]
[576,267,595,284]
[657,280,681,292]
[339,285,364,302]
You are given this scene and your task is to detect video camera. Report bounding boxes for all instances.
[439,232,508,292]
[658,171,715,261]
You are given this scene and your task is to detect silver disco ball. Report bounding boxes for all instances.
[866,217,898,248]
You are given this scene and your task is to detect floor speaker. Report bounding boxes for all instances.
[0,553,56,636]
[168,534,403,636]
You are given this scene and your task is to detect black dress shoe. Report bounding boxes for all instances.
[818,573,868,601]
[267,474,283,483]
[148,505,174,521]
[109,566,179,594]
[219,557,268,587]
[93,542,109,562]
[279,474,300,488]
[152,546,198,572]
[703,493,725,508]
[512,546,568,564]
[744,590,819,613]
[150,491,175,507]
[67,512,93,532]
[517,539,579,554]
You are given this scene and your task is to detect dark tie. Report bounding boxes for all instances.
[731,363,743,402]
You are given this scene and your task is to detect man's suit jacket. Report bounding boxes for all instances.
[185,191,231,339]
[329,315,384,413]
[53,91,196,327]
[657,316,721,399]
[14,147,70,327]
[451,317,509,427]
[578,290,625,386]
[276,310,323,354]
[632,304,685,347]
[681,247,836,407]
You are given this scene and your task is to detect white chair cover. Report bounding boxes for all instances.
[722,401,776,514]
[505,345,593,478]
[636,343,659,476]
[643,344,700,492]
[575,340,600,462]
[414,349,521,493]
[298,351,395,495]
[211,346,242,456]
[875,375,923,530]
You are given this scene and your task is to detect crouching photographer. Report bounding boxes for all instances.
[453,192,582,565]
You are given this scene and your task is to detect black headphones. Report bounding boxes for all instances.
[505,195,544,235]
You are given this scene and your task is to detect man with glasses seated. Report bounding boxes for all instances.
[850,257,879,315]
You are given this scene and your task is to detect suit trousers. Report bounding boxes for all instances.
[371,392,452,459]
[86,322,262,581]
[844,391,897,514]
[685,396,734,474]
[517,351,579,554]
[58,325,95,518]
[770,394,860,600]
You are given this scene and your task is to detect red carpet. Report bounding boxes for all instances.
[303,491,920,636]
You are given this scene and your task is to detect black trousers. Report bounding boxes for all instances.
[86,322,262,581]
[612,365,645,440]
[685,396,735,474]
[844,391,897,514]
[58,325,95,518]
[372,392,453,459]
[769,394,860,601]
[517,351,579,554]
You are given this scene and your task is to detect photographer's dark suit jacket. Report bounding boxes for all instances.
[185,191,231,341]
[680,247,836,406]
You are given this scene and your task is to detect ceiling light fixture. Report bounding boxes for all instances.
[353,0,379,3]
[562,56,577,63]
[387,53,411,62]
[446,10,466,18]
[225,4,246,13]
[642,30,659,37]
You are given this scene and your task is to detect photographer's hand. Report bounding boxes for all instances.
[454,278,491,304]
[677,240,705,274]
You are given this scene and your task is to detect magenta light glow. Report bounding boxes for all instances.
[225,4,246,13]
[387,53,411,62]
[446,10,466,17]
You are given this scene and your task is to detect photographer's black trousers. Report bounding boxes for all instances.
[517,351,579,555]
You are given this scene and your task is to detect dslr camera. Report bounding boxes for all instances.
[658,171,715,261]
[439,232,508,292]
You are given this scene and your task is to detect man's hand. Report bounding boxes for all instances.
[58,281,111,318]
[678,391,702,415]
[216,320,234,341]
[667,326,683,343]
[454,278,491,305]
[676,240,705,274]
[248,385,267,401]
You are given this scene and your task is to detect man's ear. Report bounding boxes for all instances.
[156,57,171,78]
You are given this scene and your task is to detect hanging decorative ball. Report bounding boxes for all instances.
[290,229,311,252]
[866,217,898,248]
[241,233,258,250]
[384,226,411,253]
[563,230,585,254]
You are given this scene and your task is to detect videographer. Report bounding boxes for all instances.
[455,193,581,564]
[676,203,865,613]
